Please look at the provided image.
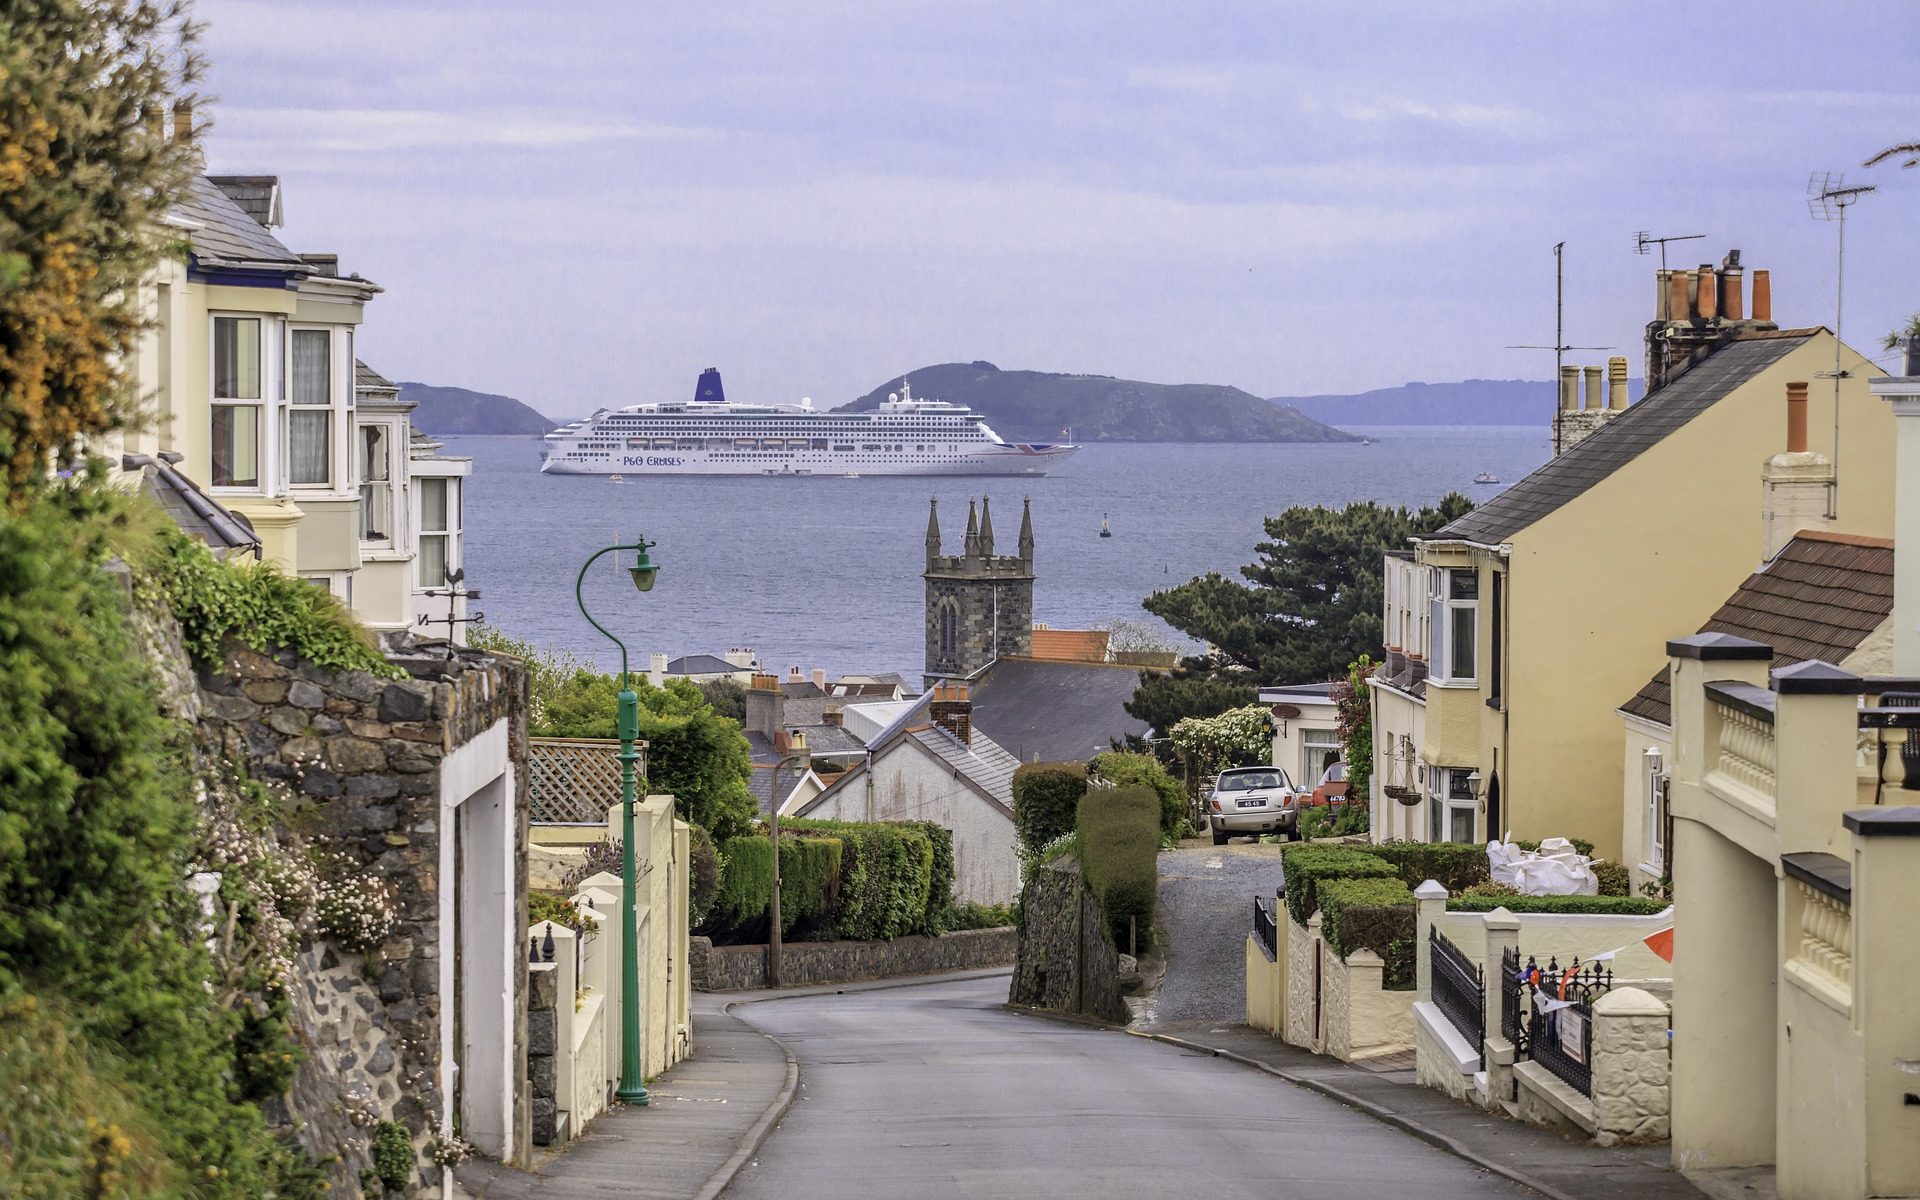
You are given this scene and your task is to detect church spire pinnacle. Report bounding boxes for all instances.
[978,496,995,556]
[925,497,941,567]
[964,499,980,557]
[1018,495,1034,563]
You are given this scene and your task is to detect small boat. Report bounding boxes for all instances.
[1361,438,1372,445]
[608,474,624,483]
[1099,513,1112,538]
[1473,472,1499,485]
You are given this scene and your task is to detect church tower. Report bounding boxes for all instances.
[924,496,1034,687]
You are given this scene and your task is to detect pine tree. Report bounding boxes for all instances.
[0,0,203,505]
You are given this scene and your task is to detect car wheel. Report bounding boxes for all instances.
[1212,828,1231,846]
[1287,826,1302,842]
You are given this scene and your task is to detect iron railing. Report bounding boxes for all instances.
[1253,894,1278,958]
[1429,926,1484,1062]
[1521,955,1612,1097]
[1499,945,1530,1056]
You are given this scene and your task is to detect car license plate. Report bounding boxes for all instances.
[1236,799,1264,809]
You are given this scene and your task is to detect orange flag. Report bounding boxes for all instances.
[1644,926,1675,963]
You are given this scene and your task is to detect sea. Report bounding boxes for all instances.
[445,427,1552,681]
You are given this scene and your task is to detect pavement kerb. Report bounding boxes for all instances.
[693,967,1015,1200]
[1006,1003,1580,1200]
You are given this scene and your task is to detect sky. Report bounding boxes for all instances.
[197,0,1920,419]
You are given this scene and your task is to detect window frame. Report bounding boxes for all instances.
[210,313,271,492]
[1645,759,1668,875]
[1300,727,1342,788]
[1429,566,1480,684]
[415,474,460,589]
[286,325,346,490]
[356,416,403,551]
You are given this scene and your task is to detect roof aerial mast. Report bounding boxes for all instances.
[1507,242,1611,454]
[1807,171,1877,520]
[1634,230,1706,272]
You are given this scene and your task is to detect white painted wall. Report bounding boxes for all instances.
[806,742,1018,905]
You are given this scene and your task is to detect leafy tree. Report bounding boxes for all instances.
[537,668,757,842]
[0,0,203,506]
[695,676,747,722]
[1130,495,1471,736]
[1332,655,1375,805]
[466,623,589,727]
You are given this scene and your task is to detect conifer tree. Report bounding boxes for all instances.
[0,0,202,505]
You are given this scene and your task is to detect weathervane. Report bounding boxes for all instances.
[417,567,485,659]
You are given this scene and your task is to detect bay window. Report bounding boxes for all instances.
[288,329,332,486]
[211,316,261,487]
[417,476,459,588]
[1428,567,1479,683]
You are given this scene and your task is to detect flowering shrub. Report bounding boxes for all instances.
[559,837,624,892]
[426,1118,475,1168]
[313,852,399,955]
[1169,704,1272,782]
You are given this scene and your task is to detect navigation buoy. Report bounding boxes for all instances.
[1099,513,1112,539]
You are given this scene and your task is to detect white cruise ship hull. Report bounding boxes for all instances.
[540,444,1076,476]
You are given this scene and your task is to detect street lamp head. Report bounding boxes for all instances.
[629,539,660,592]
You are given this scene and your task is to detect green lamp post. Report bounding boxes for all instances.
[574,538,660,1107]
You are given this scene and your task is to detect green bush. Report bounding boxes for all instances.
[0,493,324,1195]
[777,835,843,935]
[528,891,599,935]
[1447,893,1669,916]
[710,835,774,937]
[1089,751,1188,840]
[921,821,957,936]
[1278,845,1398,926]
[1012,763,1089,855]
[688,824,722,927]
[1077,785,1161,951]
[1590,860,1631,898]
[1460,880,1519,901]
[370,1121,413,1193]
[1297,807,1337,840]
[1316,877,1416,990]
[944,901,1017,930]
[1364,841,1490,893]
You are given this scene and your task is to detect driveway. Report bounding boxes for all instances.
[1136,841,1286,1028]
[725,973,1526,1200]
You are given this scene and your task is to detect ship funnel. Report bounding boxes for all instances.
[694,367,725,404]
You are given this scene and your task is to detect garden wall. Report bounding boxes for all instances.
[692,928,1017,991]
[1009,859,1128,1023]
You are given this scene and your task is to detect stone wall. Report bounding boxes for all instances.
[188,631,532,1187]
[692,928,1017,992]
[1590,987,1671,1146]
[1283,913,1319,1049]
[1009,859,1127,1023]
[528,965,559,1146]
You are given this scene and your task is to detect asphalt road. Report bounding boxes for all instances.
[1143,842,1288,1027]
[725,974,1530,1200]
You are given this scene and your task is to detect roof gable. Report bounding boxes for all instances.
[1430,334,1814,546]
[968,657,1152,762]
[1621,530,1894,726]
[177,176,304,269]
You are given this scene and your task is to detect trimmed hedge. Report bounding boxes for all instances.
[1317,877,1416,990]
[1077,785,1161,952]
[1364,841,1490,893]
[1013,763,1089,855]
[711,835,774,937]
[1447,893,1668,916]
[778,836,843,934]
[783,818,949,941]
[1089,751,1188,840]
[1279,845,1397,926]
[1590,859,1631,898]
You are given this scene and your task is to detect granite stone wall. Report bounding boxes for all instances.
[527,965,559,1146]
[692,928,1017,992]
[1009,859,1127,1023]
[191,632,532,1187]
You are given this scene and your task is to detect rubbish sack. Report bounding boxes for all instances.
[1485,834,1598,896]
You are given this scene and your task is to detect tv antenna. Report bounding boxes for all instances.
[1507,241,1611,453]
[1808,172,1877,519]
[1633,230,1706,271]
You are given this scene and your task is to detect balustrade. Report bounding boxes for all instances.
[1710,701,1776,799]
[1791,880,1852,991]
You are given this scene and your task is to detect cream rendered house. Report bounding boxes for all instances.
[1375,256,1897,859]
[113,131,469,640]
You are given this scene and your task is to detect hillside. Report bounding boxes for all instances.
[842,362,1355,443]
[398,381,556,435]
[1272,377,1646,426]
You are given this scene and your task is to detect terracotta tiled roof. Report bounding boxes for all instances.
[1029,627,1110,663]
[1621,530,1894,727]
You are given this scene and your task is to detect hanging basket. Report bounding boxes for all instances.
[1384,784,1421,807]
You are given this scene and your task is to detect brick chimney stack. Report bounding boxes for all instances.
[1646,249,1777,393]
[1761,381,1832,561]
[928,681,973,746]
[746,672,784,740]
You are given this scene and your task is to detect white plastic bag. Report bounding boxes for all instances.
[1486,833,1599,896]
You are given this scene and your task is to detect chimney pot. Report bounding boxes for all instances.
[1582,366,1603,412]
[171,98,192,144]
[1607,356,1630,410]
[1558,365,1579,412]
[1655,269,1672,322]
[1786,381,1810,454]
[1751,270,1772,323]
[1721,265,1745,321]
[1695,265,1717,320]
[1669,270,1692,324]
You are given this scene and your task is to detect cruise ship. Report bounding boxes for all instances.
[539,369,1078,477]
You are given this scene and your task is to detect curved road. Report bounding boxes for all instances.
[726,974,1527,1200]
[1144,843,1288,1027]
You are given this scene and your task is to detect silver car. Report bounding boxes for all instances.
[1207,766,1302,844]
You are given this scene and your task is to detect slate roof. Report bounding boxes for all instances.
[781,680,825,698]
[1427,334,1815,546]
[790,723,867,756]
[1620,530,1894,727]
[968,657,1153,764]
[176,176,304,268]
[748,763,814,817]
[129,455,261,555]
[908,725,1019,814]
[355,360,397,392]
[206,175,281,227]
[666,654,738,676]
